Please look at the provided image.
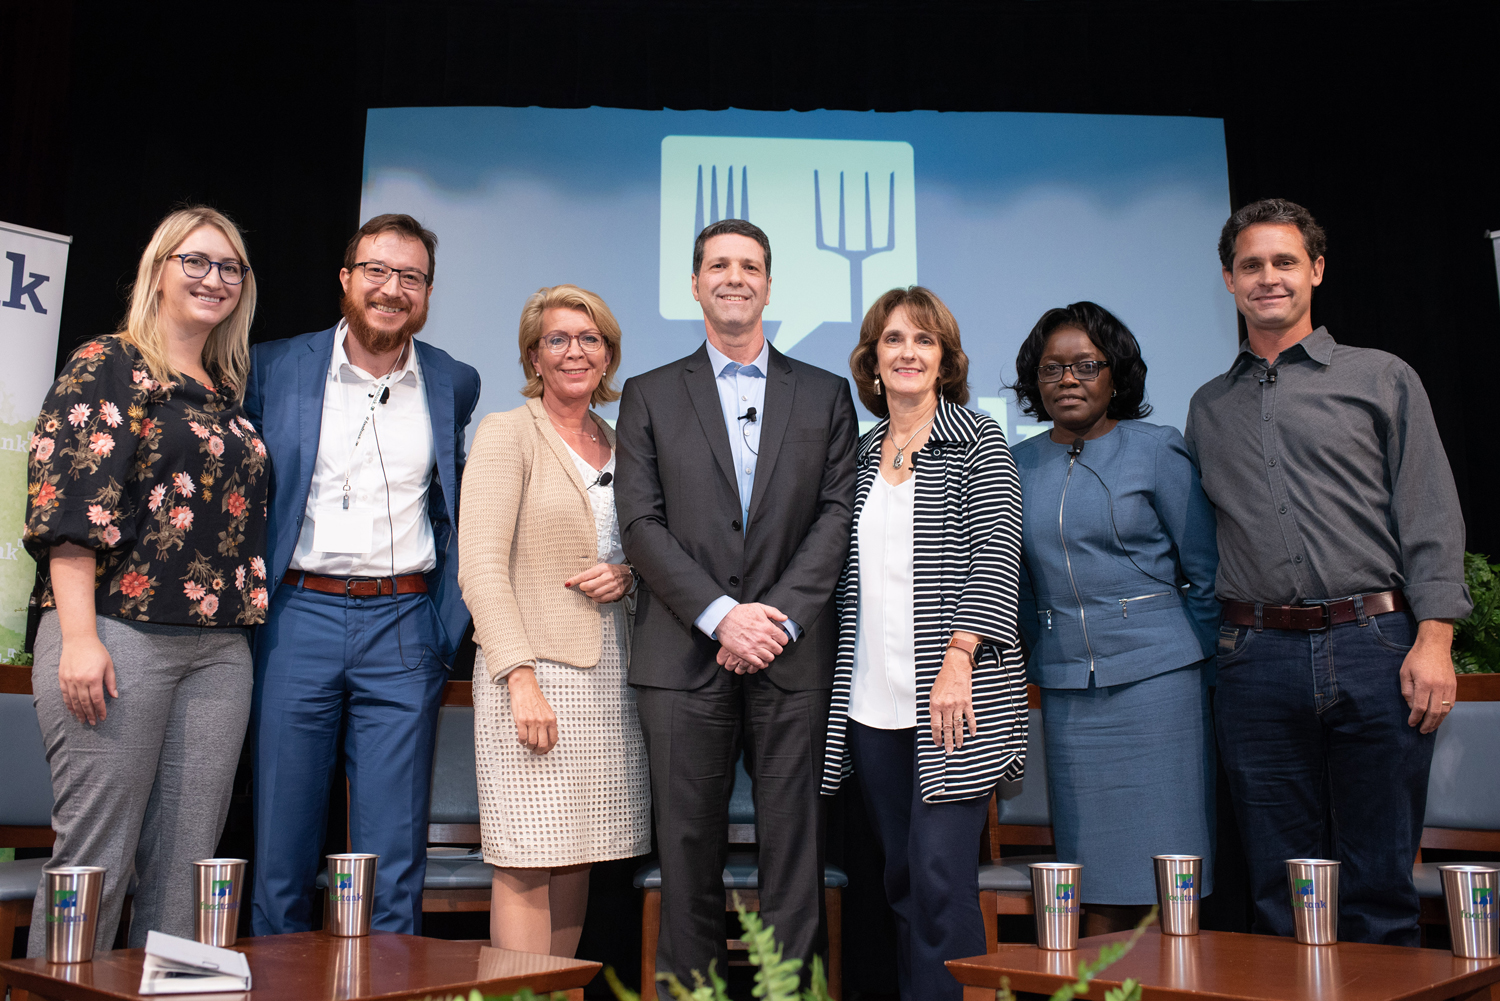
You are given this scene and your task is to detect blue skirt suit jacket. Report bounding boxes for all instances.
[1013,421,1220,688]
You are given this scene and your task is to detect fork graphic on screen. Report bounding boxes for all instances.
[695,165,750,234]
[814,170,896,325]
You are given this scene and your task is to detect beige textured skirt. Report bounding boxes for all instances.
[472,601,651,868]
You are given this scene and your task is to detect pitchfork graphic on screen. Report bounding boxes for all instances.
[659,136,918,353]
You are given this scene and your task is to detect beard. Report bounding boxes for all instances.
[341,285,429,356]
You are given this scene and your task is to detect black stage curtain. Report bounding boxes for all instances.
[4,0,1498,992]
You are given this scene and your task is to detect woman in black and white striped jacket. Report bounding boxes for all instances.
[821,286,1028,1001]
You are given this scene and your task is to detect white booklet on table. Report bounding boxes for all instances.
[139,930,252,994]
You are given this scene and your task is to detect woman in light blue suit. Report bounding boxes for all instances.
[1010,301,1220,935]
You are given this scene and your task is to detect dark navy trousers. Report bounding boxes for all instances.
[849,722,992,1001]
[1214,607,1433,946]
[250,581,447,935]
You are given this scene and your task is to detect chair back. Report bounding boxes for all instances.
[1425,700,1500,831]
[728,754,755,842]
[0,693,54,827]
[428,705,480,827]
[995,706,1052,827]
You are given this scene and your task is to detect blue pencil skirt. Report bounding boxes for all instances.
[1040,661,1215,905]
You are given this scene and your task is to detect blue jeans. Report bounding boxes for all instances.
[1214,606,1432,945]
[250,581,448,935]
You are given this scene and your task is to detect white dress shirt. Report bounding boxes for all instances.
[693,338,800,642]
[849,471,918,729]
[290,322,437,577]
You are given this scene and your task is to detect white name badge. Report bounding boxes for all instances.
[311,504,375,554]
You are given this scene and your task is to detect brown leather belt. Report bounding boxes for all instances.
[1222,590,1408,630]
[283,570,428,597]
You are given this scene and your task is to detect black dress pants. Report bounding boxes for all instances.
[635,669,830,985]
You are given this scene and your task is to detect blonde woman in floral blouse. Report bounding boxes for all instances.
[23,206,269,955]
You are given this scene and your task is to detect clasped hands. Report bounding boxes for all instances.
[715,602,791,674]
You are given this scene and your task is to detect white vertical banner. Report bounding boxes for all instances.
[0,221,70,660]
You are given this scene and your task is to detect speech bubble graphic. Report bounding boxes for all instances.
[659,136,917,353]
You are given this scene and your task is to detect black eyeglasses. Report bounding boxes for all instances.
[170,254,248,285]
[352,261,431,291]
[541,332,606,354]
[1038,359,1110,383]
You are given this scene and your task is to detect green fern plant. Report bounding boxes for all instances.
[996,907,1155,1001]
[1455,551,1500,674]
[604,893,828,1001]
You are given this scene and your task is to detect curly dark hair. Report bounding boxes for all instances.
[1218,198,1326,270]
[1010,301,1152,422]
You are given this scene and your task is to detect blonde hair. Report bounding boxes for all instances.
[117,206,257,400]
[518,285,622,405]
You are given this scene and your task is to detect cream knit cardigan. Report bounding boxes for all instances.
[457,397,620,681]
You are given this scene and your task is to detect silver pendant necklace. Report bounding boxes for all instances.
[889,411,937,469]
[550,418,598,443]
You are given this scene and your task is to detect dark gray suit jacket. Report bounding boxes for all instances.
[615,342,858,691]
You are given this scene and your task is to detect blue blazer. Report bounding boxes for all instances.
[244,325,481,663]
[1013,420,1220,690]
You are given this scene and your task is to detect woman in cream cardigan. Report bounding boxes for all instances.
[458,284,649,955]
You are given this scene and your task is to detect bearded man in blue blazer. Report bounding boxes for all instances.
[244,214,480,935]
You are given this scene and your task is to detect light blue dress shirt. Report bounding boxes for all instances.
[693,338,800,643]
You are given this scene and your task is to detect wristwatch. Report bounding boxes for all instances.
[626,564,642,595]
[947,634,979,669]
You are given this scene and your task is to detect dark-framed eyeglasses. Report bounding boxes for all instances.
[1038,359,1110,383]
[541,332,606,354]
[170,254,248,285]
[352,261,431,291]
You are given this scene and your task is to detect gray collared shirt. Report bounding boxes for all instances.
[1184,326,1471,621]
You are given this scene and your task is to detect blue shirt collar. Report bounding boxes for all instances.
[704,337,769,378]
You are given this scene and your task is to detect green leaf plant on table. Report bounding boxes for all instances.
[995,906,1156,1001]
[1455,552,1500,674]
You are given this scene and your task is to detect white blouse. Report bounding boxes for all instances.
[849,471,917,729]
[564,444,625,565]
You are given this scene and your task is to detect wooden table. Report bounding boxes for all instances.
[945,928,1500,1001]
[0,931,603,1001]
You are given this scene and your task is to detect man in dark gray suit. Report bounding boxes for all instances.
[615,219,857,984]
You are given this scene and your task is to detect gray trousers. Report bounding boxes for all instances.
[28,612,251,955]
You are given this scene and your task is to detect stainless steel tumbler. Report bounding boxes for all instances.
[1029,862,1083,950]
[1152,855,1203,936]
[326,853,378,937]
[1286,859,1339,945]
[1439,864,1498,959]
[43,866,105,963]
[193,858,247,947]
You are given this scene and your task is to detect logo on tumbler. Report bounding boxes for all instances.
[1169,873,1198,902]
[332,871,362,903]
[47,888,85,924]
[1292,877,1326,910]
[1042,881,1079,915]
[1463,885,1496,920]
[201,878,238,911]
[1475,887,1494,908]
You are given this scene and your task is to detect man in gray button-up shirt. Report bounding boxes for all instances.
[1186,198,1471,946]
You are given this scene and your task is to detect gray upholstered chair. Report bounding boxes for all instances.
[633,754,848,1000]
[976,700,1057,950]
[1413,699,1500,921]
[1,687,56,978]
[423,702,491,912]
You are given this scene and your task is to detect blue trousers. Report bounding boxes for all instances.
[1214,608,1432,946]
[250,581,447,935]
[849,722,991,1001]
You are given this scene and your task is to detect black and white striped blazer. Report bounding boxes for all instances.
[821,399,1028,802]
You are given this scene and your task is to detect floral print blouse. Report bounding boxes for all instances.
[25,336,271,627]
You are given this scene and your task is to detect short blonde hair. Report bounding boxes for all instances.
[116,206,256,401]
[518,285,622,405]
[849,286,969,418]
